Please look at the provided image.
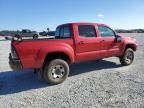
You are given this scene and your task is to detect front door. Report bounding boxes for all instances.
[98,26,121,57]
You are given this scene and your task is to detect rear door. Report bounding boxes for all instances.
[98,26,121,57]
[75,24,101,62]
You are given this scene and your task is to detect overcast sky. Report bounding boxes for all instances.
[0,0,144,31]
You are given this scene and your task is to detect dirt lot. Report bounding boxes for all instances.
[0,33,144,108]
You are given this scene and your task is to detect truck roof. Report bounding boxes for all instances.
[58,22,108,27]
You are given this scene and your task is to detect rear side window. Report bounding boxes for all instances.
[98,26,115,37]
[78,25,96,37]
[55,25,71,38]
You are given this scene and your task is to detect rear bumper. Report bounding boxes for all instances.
[9,53,22,70]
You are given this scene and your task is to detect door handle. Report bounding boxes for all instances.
[100,40,105,42]
[78,41,84,44]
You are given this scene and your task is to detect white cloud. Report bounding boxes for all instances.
[97,14,104,18]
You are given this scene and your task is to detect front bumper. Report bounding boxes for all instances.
[9,53,22,70]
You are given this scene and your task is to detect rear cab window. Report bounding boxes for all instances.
[78,25,96,37]
[55,25,71,39]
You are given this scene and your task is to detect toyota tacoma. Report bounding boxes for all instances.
[9,22,137,84]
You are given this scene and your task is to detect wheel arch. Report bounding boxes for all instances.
[120,43,137,56]
[42,52,72,69]
[125,44,137,51]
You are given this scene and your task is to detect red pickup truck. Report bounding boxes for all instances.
[9,22,137,84]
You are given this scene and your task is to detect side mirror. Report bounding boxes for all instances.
[116,36,122,42]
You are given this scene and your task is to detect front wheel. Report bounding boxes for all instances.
[119,48,134,66]
[43,59,69,84]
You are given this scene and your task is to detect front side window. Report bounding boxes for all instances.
[78,25,96,37]
[22,30,26,33]
[98,26,115,37]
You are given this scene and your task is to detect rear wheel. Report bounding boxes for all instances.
[119,48,134,66]
[43,59,69,84]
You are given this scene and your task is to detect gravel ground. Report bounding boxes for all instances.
[0,33,144,108]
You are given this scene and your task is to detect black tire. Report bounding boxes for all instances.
[33,34,38,39]
[43,59,69,84]
[119,48,134,66]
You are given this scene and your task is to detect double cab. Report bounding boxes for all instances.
[9,22,137,84]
